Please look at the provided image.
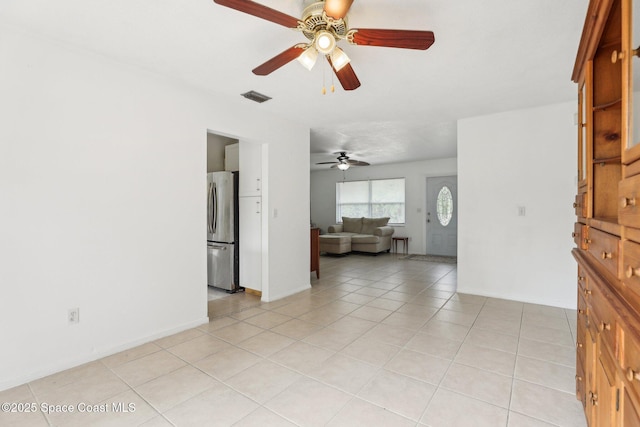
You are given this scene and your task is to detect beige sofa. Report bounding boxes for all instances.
[320,217,395,254]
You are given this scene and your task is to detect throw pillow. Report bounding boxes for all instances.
[342,217,363,233]
[361,217,390,234]
[375,217,390,227]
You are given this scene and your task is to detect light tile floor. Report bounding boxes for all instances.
[0,253,586,427]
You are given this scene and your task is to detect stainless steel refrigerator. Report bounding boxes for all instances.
[207,171,241,292]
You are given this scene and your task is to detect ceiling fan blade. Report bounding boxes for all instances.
[346,160,370,166]
[324,0,354,20]
[350,28,435,50]
[213,0,300,28]
[316,161,339,165]
[327,57,361,91]
[252,45,305,76]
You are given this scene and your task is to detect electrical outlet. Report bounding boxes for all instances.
[68,308,79,325]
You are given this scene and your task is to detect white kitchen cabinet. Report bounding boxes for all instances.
[239,141,262,196]
[224,143,239,171]
[239,196,261,292]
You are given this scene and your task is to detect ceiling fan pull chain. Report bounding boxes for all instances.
[322,57,327,95]
[331,64,335,93]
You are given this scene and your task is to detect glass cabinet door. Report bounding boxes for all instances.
[625,0,640,161]
[579,82,589,186]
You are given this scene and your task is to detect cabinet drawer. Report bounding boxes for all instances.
[623,239,640,287]
[578,266,590,296]
[578,292,589,330]
[621,328,640,405]
[573,223,589,250]
[577,307,587,366]
[574,192,588,218]
[619,174,640,229]
[576,356,586,408]
[622,239,640,317]
[590,284,617,355]
[587,228,620,277]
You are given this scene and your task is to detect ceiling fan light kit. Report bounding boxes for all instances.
[314,30,336,54]
[329,47,350,72]
[296,46,319,70]
[316,152,370,170]
[212,0,435,91]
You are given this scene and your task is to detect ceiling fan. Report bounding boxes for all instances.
[212,0,435,90]
[316,152,370,170]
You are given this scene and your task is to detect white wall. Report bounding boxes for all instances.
[311,159,457,254]
[457,101,577,308]
[0,26,309,390]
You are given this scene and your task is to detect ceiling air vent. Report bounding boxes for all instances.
[241,90,272,103]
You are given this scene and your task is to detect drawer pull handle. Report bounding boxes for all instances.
[572,232,577,238]
[627,368,640,382]
[611,49,624,63]
[584,238,591,245]
[578,309,585,314]
[584,289,592,296]
[578,276,585,281]
[599,322,611,332]
[573,202,578,208]
[601,251,612,260]
[576,375,583,382]
[577,341,583,348]
[591,392,599,406]
[626,265,640,278]
[621,197,637,208]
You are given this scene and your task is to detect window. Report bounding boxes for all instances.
[336,178,405,224]
[436,186,453,226]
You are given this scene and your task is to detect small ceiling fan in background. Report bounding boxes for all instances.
[212,0,435,90]
[316,152,370,170]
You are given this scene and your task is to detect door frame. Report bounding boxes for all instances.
[425,175,458,256]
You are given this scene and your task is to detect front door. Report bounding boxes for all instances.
[426,176,457,256]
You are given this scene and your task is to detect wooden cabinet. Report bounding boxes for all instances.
[619,174,640,228]
[623,0,640,165]
[572,1,640,425]
[621,387,640,426]
[310,228,320,279]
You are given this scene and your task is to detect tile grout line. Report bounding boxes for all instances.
[230,258,456,425]
[505,301,525,427]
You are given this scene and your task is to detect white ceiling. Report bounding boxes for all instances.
[1,0,587,169]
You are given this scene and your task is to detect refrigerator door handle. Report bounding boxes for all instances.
[207,183,213,234]
[213,182,218,234]
[207,244,228,250]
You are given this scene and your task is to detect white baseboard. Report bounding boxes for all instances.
[0,316,209,392]
[262,283,311,302]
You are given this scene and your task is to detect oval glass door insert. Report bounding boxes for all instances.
[436,186,453,226]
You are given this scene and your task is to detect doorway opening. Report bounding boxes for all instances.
[206,132,266,318]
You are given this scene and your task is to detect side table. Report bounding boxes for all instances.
[392,237,409,254]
